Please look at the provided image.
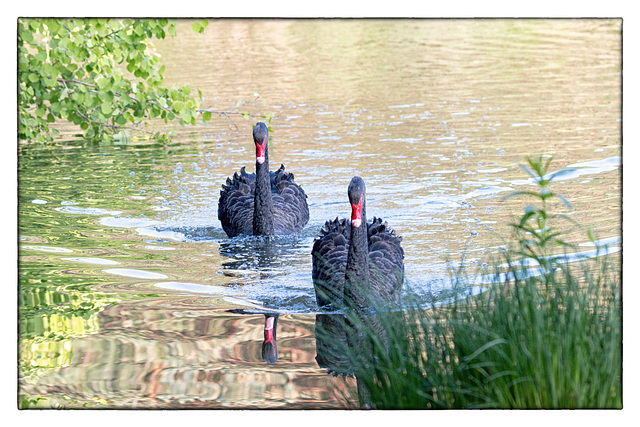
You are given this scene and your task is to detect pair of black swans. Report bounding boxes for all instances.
[218,122,404,310]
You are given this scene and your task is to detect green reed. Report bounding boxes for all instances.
[341,156,621,409]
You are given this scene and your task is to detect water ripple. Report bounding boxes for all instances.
[103,269,169,280]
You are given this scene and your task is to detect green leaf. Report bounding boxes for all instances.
[101,102,113,115]
[518,163,538,179]
[540,189,553,200]
[172,101,184,113]
[526,156,545,176]
[18,18,208,143]
[35,50,47,62]
[202,111,211,121]
[547,168,577,182]
[19,28,34,44]
[96,77,109,90]
[44,77,57,88]
[192,22,202,33]
[558,214,579,226]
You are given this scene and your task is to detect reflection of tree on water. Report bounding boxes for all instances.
[21,300,340,408]
[19,274,120,385]
[315,310,406,409]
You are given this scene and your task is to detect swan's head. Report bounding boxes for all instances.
[348,176,366,228]
[253,122,269,164]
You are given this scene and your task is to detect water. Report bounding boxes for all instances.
[18,19,621,408]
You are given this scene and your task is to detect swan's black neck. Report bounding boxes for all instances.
[253,150,274,235]
[344,205,370,307]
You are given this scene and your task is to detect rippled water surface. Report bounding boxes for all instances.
[18,19,621,408]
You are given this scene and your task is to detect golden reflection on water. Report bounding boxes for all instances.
[26,302,353,408]
[19,19,620,408]
[155,18,620,264]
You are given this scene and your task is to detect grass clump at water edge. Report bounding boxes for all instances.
[338,156,621,409]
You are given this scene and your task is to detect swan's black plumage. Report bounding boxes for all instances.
[218,123,309,238]
[312,177,404,309]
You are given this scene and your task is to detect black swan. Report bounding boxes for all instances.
[312,177,404,309]
[218,122,309,237]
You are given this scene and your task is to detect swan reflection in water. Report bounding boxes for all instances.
[227,310,280,364]
[229,307,404,408]
[315,310,406,409]
[261,313,279,364]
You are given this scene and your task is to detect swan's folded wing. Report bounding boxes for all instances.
[312,218,350,308]
[218,167,256,237]
[271,164,309,233]
[367,217,405,299]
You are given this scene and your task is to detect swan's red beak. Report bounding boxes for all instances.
[264,315,275,344]
[256,138,266,164]
[351,195,363,228]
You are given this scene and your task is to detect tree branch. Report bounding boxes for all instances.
[57,79,258,132]
[196,109,239,130]
[57,78,97,88]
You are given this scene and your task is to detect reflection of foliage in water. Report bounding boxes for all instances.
[18,268,120,387]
